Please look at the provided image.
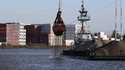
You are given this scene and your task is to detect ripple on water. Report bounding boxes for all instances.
[0,49,125,70]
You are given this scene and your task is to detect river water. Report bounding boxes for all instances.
[0,48,124,70]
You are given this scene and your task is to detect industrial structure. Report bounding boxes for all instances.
[113,0,123,40]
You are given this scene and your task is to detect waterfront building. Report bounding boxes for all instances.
[6,23,26,46]
[37,24,50,34]
[0,22,26,46]
[6,23,20,46]
[19,25,26,46]
[24,25,38,44]
[36,24,50,44]
[65,24,75,46]
[65,24,75,40]
[24,23,75,47]
[0,24,6,45]
[24,24,50,45]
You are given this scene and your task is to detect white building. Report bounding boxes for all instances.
[18,25,26,46]
[65,24,75,46]
[6,23,26,46]
[99,32,109,40]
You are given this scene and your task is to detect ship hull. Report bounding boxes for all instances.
[63,50,125,60]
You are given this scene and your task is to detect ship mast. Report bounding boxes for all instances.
[77,0,90,33]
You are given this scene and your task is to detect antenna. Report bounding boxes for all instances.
[81,0,84,8]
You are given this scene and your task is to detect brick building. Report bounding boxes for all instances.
[24,24,50,45]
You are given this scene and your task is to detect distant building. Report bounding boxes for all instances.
[6,23,26,46]
[6,23,20,45]
[0,24,6,45]
[19,25,26,46]
[24,23,75,47]
[94,32,109,41]
[99,32,109,40]
[36,24,50,44]
[0,23,77,47]
[24,24,50,45]
[37,24,50,34]
[65,24,75,46]
[0,23,26,46]
[65,24,75,40]
[24,25,36,44]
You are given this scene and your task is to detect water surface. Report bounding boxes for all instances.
[0,48,124,70]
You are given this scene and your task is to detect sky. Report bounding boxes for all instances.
[0,0,124,33]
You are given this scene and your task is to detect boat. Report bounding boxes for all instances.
[63,0,97,57]
[63,0,125,60]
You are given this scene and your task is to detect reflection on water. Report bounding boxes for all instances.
[0,48,124,70]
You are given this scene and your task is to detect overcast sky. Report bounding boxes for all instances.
[0,0,124,33]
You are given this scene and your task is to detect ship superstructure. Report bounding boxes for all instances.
[74,0,95,50]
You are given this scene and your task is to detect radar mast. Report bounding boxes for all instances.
[77,0,90,33]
